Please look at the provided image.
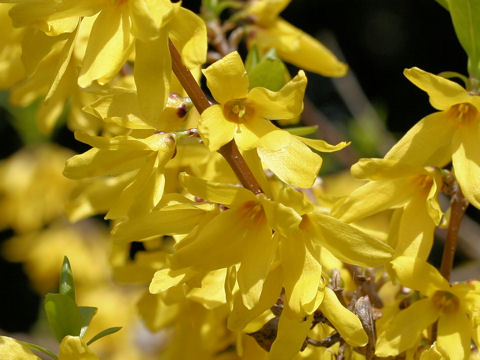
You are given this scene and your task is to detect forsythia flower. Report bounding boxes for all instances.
[246,0,347,77]
[385,67,480,209]
[376,256,480,359]
[200,51,348,188]
[332,158,443,260]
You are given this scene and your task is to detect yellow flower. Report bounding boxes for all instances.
[58,336,98,360]
[246,0,347,77]
[64,131,176,219]
[0,336,41,360]
[376,256,480,359]
[385,67,480,209]
[332,158,443,260]
[200,51,348,187]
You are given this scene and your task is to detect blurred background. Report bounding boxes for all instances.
[0,0,475,338]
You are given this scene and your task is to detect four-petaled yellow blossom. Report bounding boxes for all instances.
[386,67,480,209]
[200,51,348,188]
[376,256,480,360]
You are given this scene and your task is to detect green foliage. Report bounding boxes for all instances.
[87,327,122,346]
[79,307,98,338]
[59,256,75,301]
[447,0,480,79]
[44,293,83,342]
[19,340,58,360]
[246,46,288,91]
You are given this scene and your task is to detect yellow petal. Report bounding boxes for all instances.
[298,136,350,153]
[391,256,450,296]
[186,269,227,309]
[319,287,368,347]
[351,158,425,180]
[255,18,347,77]
[452,123,480,209]
[0,336,41,360]
[247,0,290,25]
[237,226,276,309]
[179,172,254,206]
[385,112,454,167]
[310,211,394,267]
[129,0,176,41]
[168,7,207,69]
[234,119,279,151]
[248,70,306,120]
[58,336,98,360]
[269,308,312,360]
[332,179,413,223]
[202,51,249,103]
[280,235,324,315]
[375,298,439,357]
[437,313,471,360]
[199,105,236,151]
[404,67,471,111]
[78,6,134,87]
[134,30,171,121]
[258,135,322,188]
[396,196,436,260]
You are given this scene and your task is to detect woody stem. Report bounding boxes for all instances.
[168,39,263,195]
[440,179,468,281]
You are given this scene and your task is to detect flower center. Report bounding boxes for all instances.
[223,99,255,123]
[238,200,266,228]
[431,290,460,314]
[411,174,433,195]
[446,103,478,125]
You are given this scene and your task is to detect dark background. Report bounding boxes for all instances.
[0,0,469,333]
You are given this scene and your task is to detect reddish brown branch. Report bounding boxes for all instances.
[168,39,263,194]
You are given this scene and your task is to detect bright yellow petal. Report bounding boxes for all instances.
[332,179,413,223]
[452,123,480,209]
[396,196,435,260]
[391,256,450,296]
[258,135,322,188]
[385,111,454,167]
[247,0,290,25]
[309,211,394,267]
[351,158,425,180]
[199,105,236,151]
[134,30,171,121]
[437,313,472,360]
[234,118,279,151]
[248,70,306,120]
[58,336,98,360]
[319,287,367,347]
[0,336,41,360]
[280,235,324,315]
[255,18,347,77]
[298,136,350,153]
[129,0,176,41]
[202,51,249,103]
[404,67,471,111]
[78,6,134,87]
[269,309,312,360]
[375,298,439,357]
[237,225,276,309]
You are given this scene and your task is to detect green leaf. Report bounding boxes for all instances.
[245,44,261,73]
[44,293,82,342]
[59,256,75,301]
[435,0,450,10]
[18,341,58,360]
[437,71,468,86]
[79,306,98,338]
[247,50,288,91]
[448,0,480,78]
[284,126,318,137]
[86,327,122,346]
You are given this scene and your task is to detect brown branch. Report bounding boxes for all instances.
[440,178,469,281]
[168,39,263,194]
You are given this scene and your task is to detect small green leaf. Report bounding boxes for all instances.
[86,327,122,346]
[79,306,98,338]
[437,71,468,86]
[245,44,261,73]
[284,126,318,137]
[18,341,58,360]
[448,0,480,78]
[45,293,82,342]
[59,256,75,302]
[247,50,288,91]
